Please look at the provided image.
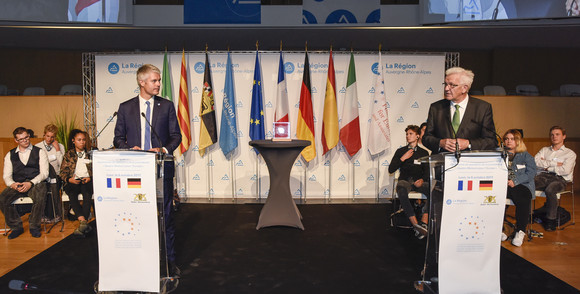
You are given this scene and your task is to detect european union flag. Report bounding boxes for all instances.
[219,52,238,157]
[249,51,265,144]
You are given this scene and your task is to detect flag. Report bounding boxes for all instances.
[127,178,142,188]
[249,51,265,144]
[107,178,121,188]
[479,180,493,191]
[321,49,339,156]
[177,50,192,155]
[367,51,392,156]
[339,52,361,157]
[198,52,218,156]
[274,51,289,123]
[75,0,100,15]
[161,50,173,101]
[458,180,473,191]
[296,51,316,162]
[219,52,238,157]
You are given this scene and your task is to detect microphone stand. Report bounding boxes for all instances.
[141,111,180,291]
[94,112,118,148]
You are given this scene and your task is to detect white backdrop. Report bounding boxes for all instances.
[95,52,445,200]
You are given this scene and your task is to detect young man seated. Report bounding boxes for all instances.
[388,125,430,239]
[534,126,576,231]
[0,127,49,239]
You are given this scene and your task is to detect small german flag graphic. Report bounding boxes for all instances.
[479,180,493,191]
[127,178,142,188]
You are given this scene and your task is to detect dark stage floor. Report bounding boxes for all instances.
[1,204,578,293]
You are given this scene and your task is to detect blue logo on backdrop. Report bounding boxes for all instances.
[302,10,318,24]
[326,9,358,24]
[397,87,406,94]
[108,63,119,74]
[371,63,379,75]
[194,62,205,74]
[411,102,419,108]
[446,199,452,205]
[284,62,295,74]
[106,87,113,93]
[366,9,380,23]
[397,116,404,123]
[426,87,434,94]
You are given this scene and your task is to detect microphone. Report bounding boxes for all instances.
[9,280,38,291]
[470,119,507,159]
[9,279,84,293]
[94,111,118,145]
[492,0,502,20]
[141,112,163,152]
[450,124,461,161]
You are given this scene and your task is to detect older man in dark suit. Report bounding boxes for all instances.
[114,64,182,277]
[423,67,497,154]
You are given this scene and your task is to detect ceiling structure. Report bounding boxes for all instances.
[1,22,579,52]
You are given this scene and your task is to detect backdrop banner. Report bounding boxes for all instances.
[95,52,445,200]
[92,150,159,292]
[439,152,508,294]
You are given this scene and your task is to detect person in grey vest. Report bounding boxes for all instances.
[0,127,49,239]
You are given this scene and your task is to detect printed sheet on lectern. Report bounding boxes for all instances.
[93,151,159,293]
[439,152,508,294]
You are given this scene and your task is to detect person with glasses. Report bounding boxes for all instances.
[35,124,65,223]
[0,127,49,239]
[423,67,497,154]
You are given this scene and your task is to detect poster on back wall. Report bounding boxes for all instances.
[94,52,444,200]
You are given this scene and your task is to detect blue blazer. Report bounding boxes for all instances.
[113,96,182,153]
[510,151,537,195]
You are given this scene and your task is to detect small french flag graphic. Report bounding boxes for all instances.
[107,178,121,188]
[458,180,473,191]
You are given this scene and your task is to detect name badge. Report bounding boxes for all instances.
[414,159,421,165]
[516,164,526,169]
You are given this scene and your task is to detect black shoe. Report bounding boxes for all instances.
[545,219,557,231]
[30,228,41,238]
[8,228,24,239]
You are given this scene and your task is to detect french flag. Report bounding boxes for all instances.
[106,178,121,188]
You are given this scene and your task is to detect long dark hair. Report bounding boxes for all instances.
[67,129,91,151]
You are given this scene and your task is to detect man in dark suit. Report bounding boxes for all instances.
[423,67,497,154]
[419,67,497,287]
[113,64,182,277]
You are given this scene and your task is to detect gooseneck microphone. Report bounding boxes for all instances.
[450,124,461,162]
[470,119,507,159]
[141,112,163,152]
[94,111,118,146]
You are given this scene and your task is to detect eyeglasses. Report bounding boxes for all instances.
[16,136,30,142]
[442,82,462,89]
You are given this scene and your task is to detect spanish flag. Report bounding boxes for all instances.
[321,49,339,156]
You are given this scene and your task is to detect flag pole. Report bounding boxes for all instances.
[327,152,332,203]
[231,157,235,202]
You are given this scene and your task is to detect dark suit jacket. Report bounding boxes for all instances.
[423,96,497,154]
[113,96,182,153]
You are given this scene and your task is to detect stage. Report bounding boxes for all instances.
[0,204,577,293]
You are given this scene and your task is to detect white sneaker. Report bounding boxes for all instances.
[512,230,526,247]
[501,232,508,242]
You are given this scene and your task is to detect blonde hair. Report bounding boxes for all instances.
[503,129,527,153]
[43,124,58,135]
[445,67,475,88]
[136,64,161,86]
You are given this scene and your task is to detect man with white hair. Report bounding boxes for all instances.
[423,67,497,154]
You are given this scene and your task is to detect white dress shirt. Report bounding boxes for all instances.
[139,95,155,150]
[35,141,65,174]
[535,145,577,181]
[3,145,49,187]
[450,95,469,125]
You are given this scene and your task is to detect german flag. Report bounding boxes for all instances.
[127,178,142,189]
[479,180,493,191]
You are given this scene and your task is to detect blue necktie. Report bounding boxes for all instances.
[144,101,151,150]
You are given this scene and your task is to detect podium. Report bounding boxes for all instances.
[418,151,508,294]
[249,139,310,230]
[92,150,174,293]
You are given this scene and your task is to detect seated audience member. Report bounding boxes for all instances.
[388,125,430,239]
[534,126,576,231]
[60,129,93,237]
[35,124,65,222]
[418,122,431,155]
[501,129,536,247]
[0,127,49,239]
